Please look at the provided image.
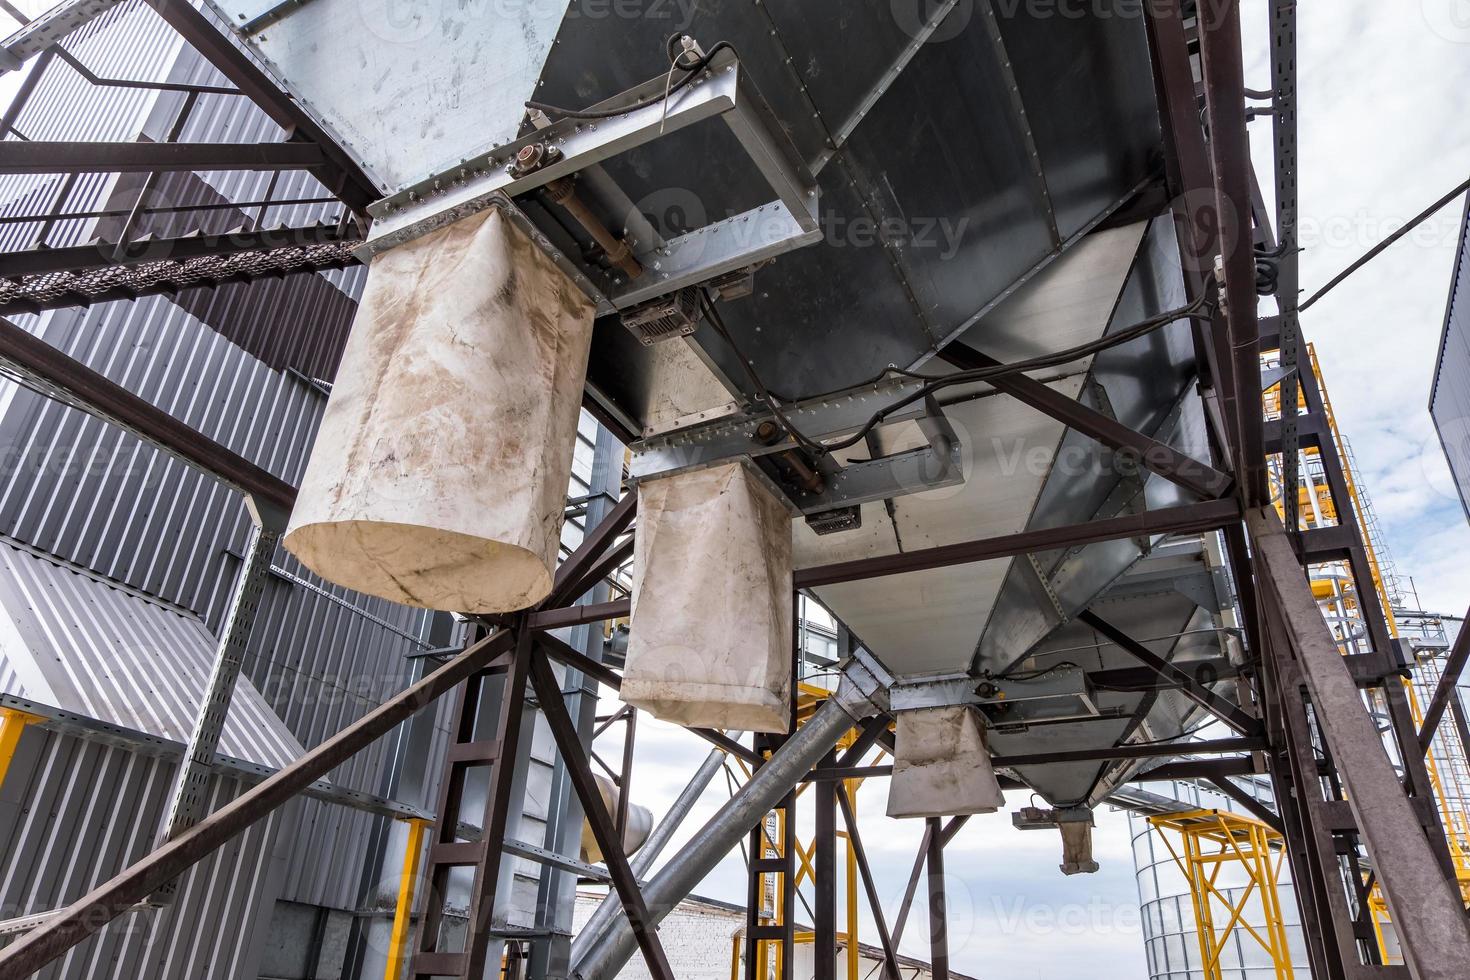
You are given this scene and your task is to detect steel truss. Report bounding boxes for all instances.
[0,2,1467,980]
[0,0,375,311]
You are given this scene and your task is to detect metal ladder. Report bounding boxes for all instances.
[411,629,532,980]
[744,731,797,980]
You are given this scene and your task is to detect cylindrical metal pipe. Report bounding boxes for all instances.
[569,747,725,965]
[570,690,876,980]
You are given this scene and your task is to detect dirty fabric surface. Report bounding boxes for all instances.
[622,462,793,733]
[285,208,594,612]
[888,705,1004,818]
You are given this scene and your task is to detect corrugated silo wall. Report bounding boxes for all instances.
[0,2,530,976]
[1431,198,1470,524]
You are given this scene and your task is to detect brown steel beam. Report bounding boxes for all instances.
[835,785,901,980]
[535,631,623,691]
[1198,0,1267,505]
[547,492,636,605]
[1142,0,1235,449]
[414,629,530,980]
[531,502,1243,618]
[0,139,328,175]
[0,316,296,513]
[144,0,379,212]
[529,655,675,980]
[0,629,516,978]
[794,499,1240,588]
[813,755,838,980]
[1138,757,1257,781]
[925,817,949,980]
[940,341,1233,499]
[804,737,1264,779]
[1089,659,1240,693]
[534,632,764,767]
[1204,775,1283,833]
[890,820,933,955]
[1250,507,1470,980]
[528,599,629,630]
[1077,610,1261,736]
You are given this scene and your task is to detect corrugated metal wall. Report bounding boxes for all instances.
[0,4,620,973]
[1431,198,1470,523]
[0,727,292,980]
[0,4,464,973]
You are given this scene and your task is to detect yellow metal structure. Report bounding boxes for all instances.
[734,681,883,980]
[384,817,432,980]
[1265,346,1470,963]
[1148,809,1294,980]
[0,707,42,789]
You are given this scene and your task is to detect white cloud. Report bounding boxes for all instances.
[1241,0,1470,616]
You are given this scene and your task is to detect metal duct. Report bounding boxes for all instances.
[569,748,724,967]
[569,663,888,980]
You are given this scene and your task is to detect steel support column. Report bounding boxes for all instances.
[925,817,950,980]
[154,497,288,899]
[412,627,533,980]
[529,655,675,980]
[569,668,887,980]
[1252,507,1470,980]
[813,752,838,980]
[1198,0,1267,504]
[531,424,625,979]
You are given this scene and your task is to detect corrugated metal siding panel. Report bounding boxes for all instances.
[0,4,363,379]
[0,537,304,769]
[0,301,451,909]
[0,726,288,980]
[0,0,179,251]
[1431,199,1470,522]
[0,4,538,925]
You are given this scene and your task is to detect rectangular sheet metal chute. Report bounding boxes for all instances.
[361,49,822,316]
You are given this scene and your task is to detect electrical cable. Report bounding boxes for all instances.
[698,290,832,456]
[1299,173,1470,311]
[702,288,1216,458]
[1122,721,1219,748]
[997,661,1084,682]
[525,39,737,121]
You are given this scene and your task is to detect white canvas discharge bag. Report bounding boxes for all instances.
[621,461,794,733]
[285,208,595,612]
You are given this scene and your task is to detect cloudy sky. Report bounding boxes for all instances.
[605,4,1470,979]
